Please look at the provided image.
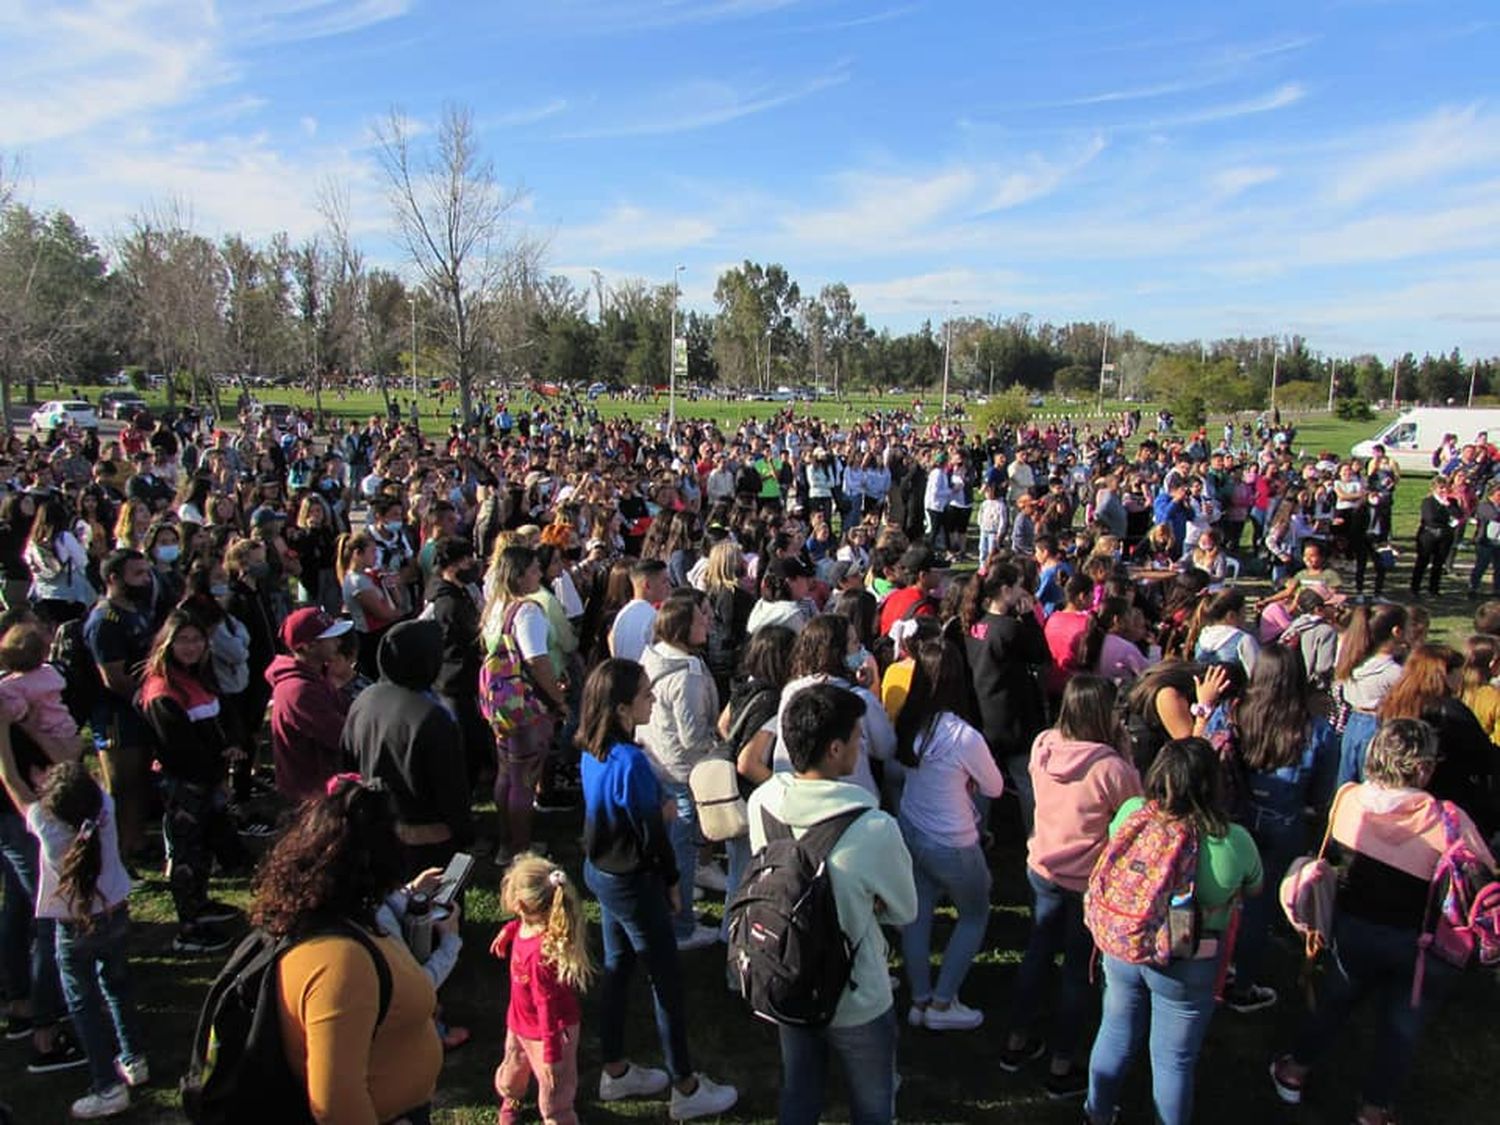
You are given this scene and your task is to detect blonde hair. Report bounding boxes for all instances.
[703,540,744,593]
[500,853,595,992]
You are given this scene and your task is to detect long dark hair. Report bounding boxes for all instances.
[1055,674,1123,747]
[829,589,878,649]
[790,615,853,680]
[40,761,105,929]
[1237,644,1312,772]
[895,638,979,767]
[576,658,646,761]
[1334,602,1408,683]
[251,778,404,937]
[1144,737,1229,837]
[1078,597,1131,672]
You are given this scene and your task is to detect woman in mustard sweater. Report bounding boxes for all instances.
[251,776,443,1124]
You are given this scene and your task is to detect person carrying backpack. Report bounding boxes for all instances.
[1271,719,1497,1125]
[742,683,916,1125]
[1083,737,1263,1125]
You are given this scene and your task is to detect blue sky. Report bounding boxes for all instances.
[3,0,1499,359]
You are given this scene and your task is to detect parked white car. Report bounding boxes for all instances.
[30,400,99,433]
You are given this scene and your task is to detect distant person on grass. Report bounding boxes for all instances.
[748,682,916,1125]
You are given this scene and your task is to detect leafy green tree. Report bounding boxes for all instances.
[713,261,800,389]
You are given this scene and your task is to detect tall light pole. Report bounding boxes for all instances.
[941,300,956,414]
[1269,340,1280,418]
[764,327,773,392]
[667,264,684,433]
[408,295,418,403]
[1328,358,1337,412]
[1468,360,1479,408]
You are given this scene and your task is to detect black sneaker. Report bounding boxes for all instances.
[1226,983,1278,1013]
[173,924,234,954]
[26,1030,87,1074]
[1044,1066,1088,1100]
[196,901,242,925]
[998,1036,1046,1073]
[3,1015,34,1041]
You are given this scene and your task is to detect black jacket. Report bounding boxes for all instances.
[965,610,1051,759]
[425,577,482,698]
[341,620,472,843]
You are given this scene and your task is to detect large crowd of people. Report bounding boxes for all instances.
[0,393,1497,1123]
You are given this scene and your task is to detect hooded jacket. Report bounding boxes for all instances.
[1340,652,1403,712]
[1027,730,1143,892]
[341,620,472,842]
[747,774,917,1029]
[637,641,721,784]
[423,577,481,698]
[267,653,350,802]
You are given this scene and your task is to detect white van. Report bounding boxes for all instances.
[1351,407,1500,473]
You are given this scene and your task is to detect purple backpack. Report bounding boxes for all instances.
[1412,799,1500,1005]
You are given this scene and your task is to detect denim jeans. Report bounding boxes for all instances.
[1471,539,1500,595]
[0,810,62,1026]
[720,833,751,942]
[1235,804,1305,987]
[1010,868,1095,1062]
[1290,913,1459,1111]
[1086,954,1219,1125]
[55,907,145,1094]
[583,862,693,1082]
[662,781,700,940]
[1003,753,1036,837]
[899,822,992,1005]
[778,1007,896,1125]
[1338,711,1380,787]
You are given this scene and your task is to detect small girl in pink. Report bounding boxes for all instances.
[0,622,79,762]
[491,853,593,1125]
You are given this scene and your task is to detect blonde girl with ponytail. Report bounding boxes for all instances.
[491,853,595,1125]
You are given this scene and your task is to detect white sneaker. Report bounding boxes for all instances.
[694,863,728,893]
[676,924,720,952]
[71,1084,129,1119]
[907,1004,928,1028]
[114,1054,149,1088]
[670,1073,740,1120]
[599,1062,671,1101]
[923,1000,984,1031]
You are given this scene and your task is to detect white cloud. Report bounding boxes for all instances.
[1207,165,1280,197]
[982,136,1106,211]
[1141,82,1307,129]
[1329,104,1500,205]
[559,67,850,139]
[554,204,717,258]
[300,115,320,137]
[237,0,412,45]
[484,99,571,130]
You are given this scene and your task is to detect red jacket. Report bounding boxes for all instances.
[491,919,581,1061]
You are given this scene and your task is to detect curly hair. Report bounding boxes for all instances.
[250,780,404,937]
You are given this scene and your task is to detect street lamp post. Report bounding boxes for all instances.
[409,296,418,403]
[668,264,684,434]
[764,328,773,392]
[941,301,956,414]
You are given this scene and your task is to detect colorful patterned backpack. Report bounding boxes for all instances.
[1412,799,1500,1004]
[1085,803,1200,966]
[479,600,545,738]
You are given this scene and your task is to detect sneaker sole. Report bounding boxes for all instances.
[997,1044,1047,1072]
[1269,1059,1303,1105]
[27,1055,89,1074]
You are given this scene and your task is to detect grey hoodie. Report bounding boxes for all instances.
[1341,652,1403,712]
[637,641,721,784]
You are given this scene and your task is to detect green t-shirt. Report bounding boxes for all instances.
[1109,797,1263,933]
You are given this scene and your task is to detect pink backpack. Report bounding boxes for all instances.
[1412,799,1500,1005]
[1279,784,1352,960]
[1085,803,1200,966]
[478,601,546,739]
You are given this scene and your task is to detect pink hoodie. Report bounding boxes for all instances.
[1027,730,1143,892]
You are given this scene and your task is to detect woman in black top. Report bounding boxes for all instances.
[0,492,37,611]
[1410,474,1463,596]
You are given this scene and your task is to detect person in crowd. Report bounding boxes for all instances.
[252,776,444,1124]
[877,546,942,638]
[136,609,247,953]
[0,492,38,611]
[1334,602,1409,786]
[576,659,740,1120]
[83,550,156,861]
[141,522,184,628]
[1276,587,1340,691]
[1189,588,1259,674]
[0,755,145,1119]
[748,683,916,1125]
[341,619,473,877]
[964,562,1050,833]
[637,589,723,951]
[1458,632,1500,742]
[25,497,94,625]
[287,495,340,613]
[1221,645,1338,1013]
[1084,737,1263,1125]
[702,541,754,701]
[491,854,594,1125]
[1006,674,1141,1095]
[0,622,78,763]
[895,639,1004,1032]
[1043,573,1095,705]
[480,546,568,858]
[266,607,353,803]
[1078,597,1150,685]
[746,556,814,634]
[1271,720,1495,1125]
[423,537,490,785]
[1410,474,1462,596]
[338,531,401,680]
[607,559,669,661]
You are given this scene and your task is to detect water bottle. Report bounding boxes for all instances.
[1168,889,1198,959]
[405,892,434,962]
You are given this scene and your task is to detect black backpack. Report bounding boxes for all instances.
[181,921,392,1125]
[50,613,103,730]
[727,806,866,1027]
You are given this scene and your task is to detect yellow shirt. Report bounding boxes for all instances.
[881,660,915,724]
[277,930,441,1125]
[1461,684,1500,744]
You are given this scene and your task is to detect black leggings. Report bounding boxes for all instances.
[1411,531,1453,595]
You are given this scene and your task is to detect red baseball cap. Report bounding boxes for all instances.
[281,607,354,650]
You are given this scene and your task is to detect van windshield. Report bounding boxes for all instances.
[1382,421,1418,448]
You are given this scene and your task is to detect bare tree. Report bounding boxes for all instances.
[374,103,539,422]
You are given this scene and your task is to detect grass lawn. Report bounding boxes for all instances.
[6,396,1495,1121]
